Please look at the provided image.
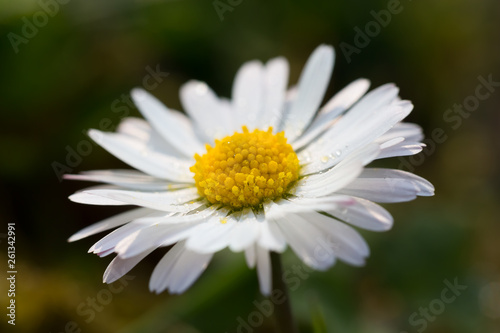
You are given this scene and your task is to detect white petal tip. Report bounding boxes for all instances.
[67,234,81,242]
[316,44,334,54]
[87,129,103,143]
[131,87,147,98]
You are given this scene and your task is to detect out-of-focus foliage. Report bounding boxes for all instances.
[1,0,499,332]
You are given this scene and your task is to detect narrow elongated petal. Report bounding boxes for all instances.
[88,129,194,181]
[296,144,379,197]
[115,221,202,259]
[376,122,424,144]
[256,246,271,295]
[131,88,204,156]
[228,208,261,252]
[300,100,412,174]
[70,187,202,212]
[180,80,235,141]
[149,241,213,294]
[281,45,334,141]
[89,221,158,254]
[103,249,155,283]
[64,170,189,191]
[300,212,369,266]
[275,213,336,270]
[117,117,185,159]
[311,196,394,231]
[232,61,264,130]
[245,244,256,268]
[69,185,129,206]
[292,78,370,149]
[338,168,435,202]
[377,141,425,159]
[257,57,289,130]
[68,207,154,242]
[185,211,239,254]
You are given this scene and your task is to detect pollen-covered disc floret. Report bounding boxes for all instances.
[190,126,300,208]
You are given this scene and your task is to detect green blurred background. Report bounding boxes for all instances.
[1,0,499,332]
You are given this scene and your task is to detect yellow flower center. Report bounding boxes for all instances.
[190,126,300,208]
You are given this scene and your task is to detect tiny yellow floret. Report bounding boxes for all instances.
[190,127,299,208]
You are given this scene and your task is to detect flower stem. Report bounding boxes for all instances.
[270,251,298,333]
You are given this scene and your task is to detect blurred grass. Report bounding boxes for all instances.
[1,0,500,332]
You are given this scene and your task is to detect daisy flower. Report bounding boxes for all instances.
[66,45,434,296]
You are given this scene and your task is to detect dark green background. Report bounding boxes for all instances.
[1,0,499,332]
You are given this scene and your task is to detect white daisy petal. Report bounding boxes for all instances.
[295,144,380,197]
[299,83,399,163]
[149,241,213,294]
[292,78,371,149]
[117,117,186,159]
[112,206,219,259]
[68,207,154,242]
[180,80,234,141]
[166,248,213,294]
[115,220,201,259]
[300,100,412,174]
[228,208,261,253]
[377,141,425,159]
[64,170,189,191]
[69,185,129,206]
[293,195,393,231]
[244,243,256,268]
[282,200,339,216]
[291,107,341,151]
[301,212,369,266]
[338,168,435,203]
[131,88,204,156]
[257,57,289,130]
[96,248,115,257]
[376,122,424,143]
[232,61,264,130]
[185,211,238,254]
[88,129,194,181]
[275,212,336,270]
[103,248,155,283]
[257,220,287,252]
[149,241,185,293]
[256,246,272,295]
[319,78,371,116]
[295,159,363,198]
[116,117,150,140]
[258,203,288,252]
[89,220,157,254]
[281,45,335,141]
[347,83,400,114]
[71,187,202,212]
